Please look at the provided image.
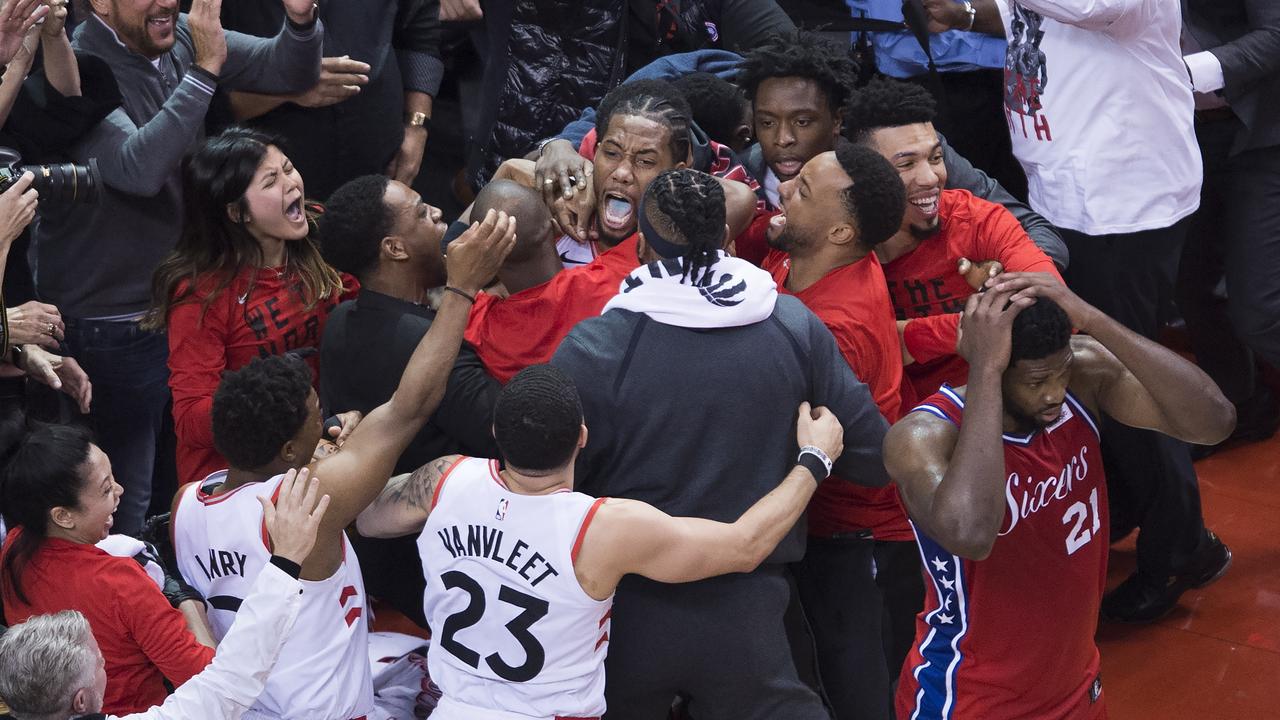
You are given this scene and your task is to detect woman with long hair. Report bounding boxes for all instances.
[0,420,216,715]
[148,127,356,485]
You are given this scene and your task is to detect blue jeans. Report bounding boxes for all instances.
[63,318,173,536]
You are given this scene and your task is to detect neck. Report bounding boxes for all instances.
[498,250,563,296]
[500,467,573,496]
[256,236,287,268]
[786,243,871,293]
[45,524,90,545]
[221,465,285,493]
[1002,411,1035,435]
[362,266,434,305]
[874,229,921,265]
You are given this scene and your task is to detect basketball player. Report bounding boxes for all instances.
[887,273,1235,720]
[170,209,516,719]
[354,364,846,720]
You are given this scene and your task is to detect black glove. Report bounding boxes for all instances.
[134,538,204,609]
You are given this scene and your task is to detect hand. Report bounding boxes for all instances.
[0,171,38,247]
[281,0,317,25]
[534,139,590,205]
[439,0,482,22]
[922,0,968,32]
[291,55,369,108]
[956,287,1034,371]
[39,0,65,39]
[387,124,428,186]
[187,0,227,76]
[326,410,362,446]
[5,301,64,350]
[0,0,47,65]
[53,355,91,413]
[957,257,1003,292]
[796,402,844,460]
[550,168,596,242]
[986,271,1100,332]
[445,208,517,295]
[258,467,331,565]
[136,539,205,607]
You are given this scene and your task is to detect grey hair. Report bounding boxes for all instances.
[0,611,96,720]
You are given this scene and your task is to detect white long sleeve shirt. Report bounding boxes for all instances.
[112,562,304,720]
[996,0,1202,235]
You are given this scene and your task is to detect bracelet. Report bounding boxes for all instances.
[962,0,976,31]
[797,444,833,483]
[444,286,477,304]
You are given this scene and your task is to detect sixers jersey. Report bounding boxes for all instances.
[421,457,613,720]
[896,385,1109,720]
[173,472,374,720]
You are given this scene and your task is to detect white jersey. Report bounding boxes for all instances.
[173,471,374,720]
[420,457,613,720]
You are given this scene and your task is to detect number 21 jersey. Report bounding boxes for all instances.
[420,457,613,719]
[897,385,1109,720]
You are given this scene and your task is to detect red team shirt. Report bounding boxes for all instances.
[896,385,1109,720]
[881,190,1061,403]
[763,250,914,540]
[466,236,640,383]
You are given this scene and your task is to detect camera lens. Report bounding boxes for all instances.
[27,162,99,204]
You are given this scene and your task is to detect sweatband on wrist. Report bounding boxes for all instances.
[797,444,833,482]
[269,555,302,579]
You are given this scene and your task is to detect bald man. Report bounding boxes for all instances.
[471,180,565,296]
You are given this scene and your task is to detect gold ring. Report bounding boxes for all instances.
[46,323,54,335]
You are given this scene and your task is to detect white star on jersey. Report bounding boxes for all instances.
[938,613,955,625]
[932,556,949,572]
[940,576,955,591]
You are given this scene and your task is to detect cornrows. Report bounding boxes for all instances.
[594,79,693,163]
[644,169,726,286]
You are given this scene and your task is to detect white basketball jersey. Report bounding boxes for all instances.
[420,457,613,719]
[173,471,374,720]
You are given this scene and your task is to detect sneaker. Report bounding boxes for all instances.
[1100,531,1232,623]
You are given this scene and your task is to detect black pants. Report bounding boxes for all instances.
[910,69,1029,202]
[1176,118,1280,403]
[1062,221,1208,577]
[603,567,829,720]
[792,537,924,720]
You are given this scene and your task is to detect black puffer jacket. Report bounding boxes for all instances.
[468,0,793,187]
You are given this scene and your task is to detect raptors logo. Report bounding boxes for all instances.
[698,273,746,308]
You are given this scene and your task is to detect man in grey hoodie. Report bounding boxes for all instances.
[29,0,322,535]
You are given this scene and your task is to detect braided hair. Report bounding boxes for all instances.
[493,365,584,475]
[844,76,938,144]
[641,168,726,286]
[736,30,859,113]
[594,79,693,163]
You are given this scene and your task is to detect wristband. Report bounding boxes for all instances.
[797,444,833,482]
[270,555,302,579]
[444,286,476,304]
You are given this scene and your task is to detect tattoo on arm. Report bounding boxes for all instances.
[379,456,454,511]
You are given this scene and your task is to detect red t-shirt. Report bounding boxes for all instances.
[0,530,215,715]
[167,267,358,484]
[764,250,913,540]
[466,236,641,384]
[882,190,1062,400]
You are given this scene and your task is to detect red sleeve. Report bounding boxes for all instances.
[338,273,361,303]
[828,319,901,421]
[734,210,778,267]
[167,289,229,457]
[110,560,214,687]
[903,314,960,365]
[578,130,598,161]
[975,199,1064,281]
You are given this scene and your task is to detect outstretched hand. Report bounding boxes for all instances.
[796,402,844,461]
[956,287,1034,372]
[259,468,331,565]
[445,208,517,295]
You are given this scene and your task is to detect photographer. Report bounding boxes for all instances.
[29,0,323,537]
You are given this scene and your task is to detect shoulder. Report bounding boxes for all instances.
[884,408,959,470]
[1067,334,1123,399]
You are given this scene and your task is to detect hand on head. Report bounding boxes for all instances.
[446,208,518,295]
[956,285,1035,371]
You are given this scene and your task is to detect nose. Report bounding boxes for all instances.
[777,124,796,147]
[429,205,442,223]
[611,160,634,185]
[778,177,795,204]
[911,162,941,190]
[156,0,178,9]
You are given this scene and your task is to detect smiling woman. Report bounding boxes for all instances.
[145,127,357,486]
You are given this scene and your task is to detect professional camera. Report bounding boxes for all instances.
[0,147,99,204]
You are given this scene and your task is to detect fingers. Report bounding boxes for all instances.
[957,257,972,275]
[257,494,277,529]
[811,405,835,422]
[310,493,332,523]
[798,401,812,419]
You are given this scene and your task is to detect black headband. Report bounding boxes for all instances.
[637,201,687,260]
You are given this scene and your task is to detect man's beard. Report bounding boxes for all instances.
[768,224,801,253]
[908,219,943,241]
[116,8,178,58]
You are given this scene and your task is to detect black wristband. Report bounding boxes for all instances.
[797,455,829,483]
[444,286,476,304]
[269,555,302,579]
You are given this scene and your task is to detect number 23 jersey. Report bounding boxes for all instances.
[897,385,1109,720]
[420,457,613,718]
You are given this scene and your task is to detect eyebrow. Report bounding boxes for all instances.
[799,177,812,193]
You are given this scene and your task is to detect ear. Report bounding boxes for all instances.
[720,223,732,250]
[72,686,91,714]
[88,0,111,17]
[227,202,246,225]
[578,424,588,450]
[635,234,658,264]
[50,505,77,531]
[734,124,753,149]
[828,222,856,247]
[381,235,409,262]
[279,440,299,466]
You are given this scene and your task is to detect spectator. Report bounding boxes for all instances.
[30,0,323,535]
[317,173,499,627]
[673,72,754,153]
[1175,0,1280,455]
[0,0,76,128]
[0,422,216,716]
[203,0,443,200]
[957,0,1229,622]
[0,467,328,720]
[552,168,890,720]
[146,127,356,486]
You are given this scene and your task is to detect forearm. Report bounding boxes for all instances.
[404,89,433,118]
[970,0,1005,35]
[219,20,323,94]
[388,291,474,427]
[734,465,819,569]
[41,34,80,97]
[0,42,36,127]
[178,599,217,649]
[227,90,291,121]
[931,366,1007,558]
[95,73,216,195]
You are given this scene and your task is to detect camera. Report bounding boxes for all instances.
[0,147,99,204]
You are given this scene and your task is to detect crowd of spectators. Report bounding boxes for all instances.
[0,0,1271,718]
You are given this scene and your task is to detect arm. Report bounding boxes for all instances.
[574,403,842,597]
[39,0,78,97]
[166,296,229,460]
[432,346,501,457]
[991,273,1236,444]
[217,13,323,95]
[941,135,1068,271]
[355,454,460,538]
[388,0,443,185]
[176,600,216,649]
[1198,2,1280,95]
[0,28,38,128]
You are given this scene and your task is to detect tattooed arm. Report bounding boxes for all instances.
[354,455,462,538]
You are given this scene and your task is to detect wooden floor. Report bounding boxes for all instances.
[1098,432,1280,719]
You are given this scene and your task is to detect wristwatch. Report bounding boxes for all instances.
[405,111,430,129]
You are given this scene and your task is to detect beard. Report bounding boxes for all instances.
[768,223,802,253]
[908,218,943,241]
[114,6,178,58]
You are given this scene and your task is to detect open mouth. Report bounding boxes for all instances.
[909,191,941,219]
[774,158,803,179]
[285,197,304,223]
[148,13,176,33]
[600,192,635,232]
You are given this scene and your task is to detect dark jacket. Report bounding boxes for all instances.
[1184,0,1280,154]
[552,296,889,565]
